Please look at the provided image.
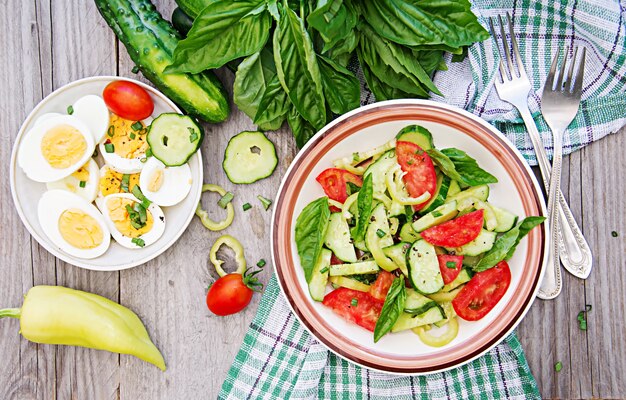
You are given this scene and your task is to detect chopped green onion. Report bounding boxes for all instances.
[131,237,145,247]
[376,229,386,238]
[134,202,147,223]
[129,133,136,140]
[611,231,619,237]
[446,261,457,269]
[432,210,443,218]
[107,125,115,137]
[242,203,252,211]
[188,127,199,142]
[131,66,140,74]
[131,121,143,131]
[217,192,234,209]
[67,105,74,115]
[104,143,115,153]
[320,266,329,274]
[351,298,358,307]
[145,148,153,157]
[78,181,86,188]
[132,185,152,208]
[257,195,272,210]
[257,259,267,268]
[554,361,562,372]
[352,152,360,162]
[121,174,130,192]
[125,205,145,230]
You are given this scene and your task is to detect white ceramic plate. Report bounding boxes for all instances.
[10,76,203,271]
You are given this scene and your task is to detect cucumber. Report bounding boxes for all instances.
[412,201,458,232]
[399,222,421,243]
[462,255,482,269]
[446,185,489,204]
[366,203,397,271]
[455,198,498,231]
[324,213,357,263]
[175,0,208,18]
[223,131,278,184]
[395,125,434,150]
[363,150,396,198]
[388,217,400,236]
[95,0,229,123]
[447,229,497,256]
[329,260,379,276]
[147,113,203,166]
[383,242,411,276]
[491,204,518,232]
[406,240,444,294]
[441,268,472,292]
[419,174,451,215]
[328,276,371,292]
[391,306,445,333]
[388,200,405,217]
[433,302,456,328]
[404,289,439,315]
[308,249,331,301]
[447,180,462,196]
[171,7,194,36]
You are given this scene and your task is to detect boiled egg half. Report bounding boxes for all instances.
[100,114,152,173]
[72,94,110,143]
[139,157,192,206]
[46,158,100,202]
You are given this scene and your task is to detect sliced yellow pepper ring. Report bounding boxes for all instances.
[196,184,234,231]
[385,165,430,205]
[209,235,246,277]
[413,317,459,347]
[341,193,359,220]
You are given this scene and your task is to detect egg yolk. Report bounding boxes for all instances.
[41,125,87,168]
[99,168,139,196]
[106,114,149,159]
[58,209,104,249]
[147,170,164,192]
[106,197,153,238]
[61,162,91,192]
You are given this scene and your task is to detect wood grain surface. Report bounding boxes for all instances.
[0,1,623,399]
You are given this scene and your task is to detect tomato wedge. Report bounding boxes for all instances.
[437,254,464,284]
[322,288,383,331]
[316,168,362,204]
[368,271,395,301]
[395,141,437,210]
[452,261,511,321]
[330,253,344,265]
[421,209,484,248]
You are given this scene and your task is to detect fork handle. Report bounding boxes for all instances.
[518,107,592,279]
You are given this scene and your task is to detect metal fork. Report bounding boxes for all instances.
[488,14,592,299]
[539,46,586,298]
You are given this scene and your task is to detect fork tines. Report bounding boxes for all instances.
[489,12,526,82]
[545,46,586,96]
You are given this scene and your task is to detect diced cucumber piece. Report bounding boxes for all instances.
[445,184,489,203]
[363,150,397,198]
[399,222,421,243]
[404,288,439,315]
[456,198,498,231]
[419,174,451,215]
[147,113,203,166]
[366,203,397,271]
[353,238,368,252]
[308,249,331,301]
[406,240,444,294]
[328,276,371,292]
[329,260,379,276]
[491,204,518,232]
[447,229,497,256]
[383,242,411,276]
[412,201,458,232]
[447,180,462,196]
[441,268,472,292]
[324,213,357,263]
[222,131,278,184]
[395,125,434,150]
[391,306,445,333]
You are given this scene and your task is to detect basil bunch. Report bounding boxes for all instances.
[167,0,489,147]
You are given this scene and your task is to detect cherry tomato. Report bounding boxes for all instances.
[322,288,383,331]
[316,168,362,204]
[103,80,154,121]
[437,254,464,284]
[369,270,395,301]
[421,209,484,248]
[395,141,437,210]
[452,261,511,321]
[206,274,253,316]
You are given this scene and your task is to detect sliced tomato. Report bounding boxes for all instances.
[421,209,484,248]
[452,261,511,321]
[395,141,437,210]
[368,270,395,301]
[316,168,363,204]
[322,288,383,331]
[330,253,344,265]
[437,254,464,284]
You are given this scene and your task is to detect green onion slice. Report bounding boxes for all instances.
[131,121,143,131]
[79,181,86,188]
[242,203,252,211]
[131,237,145,247]
[217,192,234,209]
[257,195,272,210]
[104,143,115,153]
[67,105,74,115]
[257,259,266,268]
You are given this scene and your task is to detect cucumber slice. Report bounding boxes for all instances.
[324,213,357,263]
[404,288,439,315]
[490,204,518,232]
[399,222,421,243]
[395,125,434,150]
[447,229,497,256]
[462,255,482,269]
[446,184,489,203]
[391,306,445,333]
[363,150,396,198]
[456,198,498,231]
[308,249,331,301]
[328,275,371,292]
[406,240,444,294]
[447,180,462,196]
[388,200,405,217]
[389,217,400,236]
[433,302,456,327]
[222,131,278,184]
[383,242,411,276]
[329,260,379,276]
[441,268,472,292]
[419,174,452,215]
[412,201,458,232]
[147,113,203,166]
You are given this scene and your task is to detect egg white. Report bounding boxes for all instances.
[18,115,96,183]
[38,190,111,259]
[72,95,110,143]
[98,192,166,249]
[46,158,100,202]
[139,157,192,207]
[34,112,63,126]
[100,117,153,174]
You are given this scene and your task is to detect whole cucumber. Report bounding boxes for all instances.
[171,7,194,36]
[95,0,229,123]
[175,0,211,19]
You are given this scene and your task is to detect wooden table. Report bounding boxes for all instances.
[1,1,624,399]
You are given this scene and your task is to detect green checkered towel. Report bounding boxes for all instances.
[219,276,540,400]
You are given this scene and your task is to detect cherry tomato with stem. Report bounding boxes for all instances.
[206,267,263,316]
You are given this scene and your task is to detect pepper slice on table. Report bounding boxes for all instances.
[0,285,166,371]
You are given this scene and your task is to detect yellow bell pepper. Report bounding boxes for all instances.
[0,286,166,371]
[196,184,235,231]
[209,235,246,277]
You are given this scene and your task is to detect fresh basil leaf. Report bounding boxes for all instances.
[374,277,406,342]
[273,5,327,130]
[266,0,280,20]
[360,0,490,48]
[254,74,290,130]
[317,55,360,114]
[352,273,378,285]
[324,30,359,66]
[354,173,374,242]
[308,0,358,52]
[412,49,445,76]
[287,107,317,148]
[452,46,469,63]
[473,216,546,272]
[426,148,466,184]
[295,197,331,282]
[359,56,414,101]
[441,148,498,186]
[166,0,271,73]
[346,181,361,195]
